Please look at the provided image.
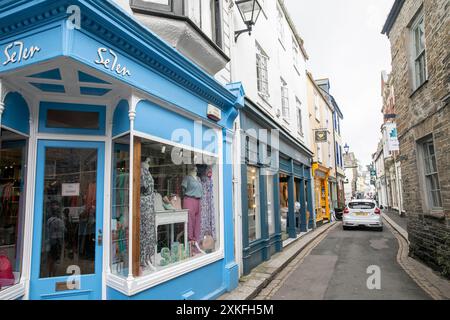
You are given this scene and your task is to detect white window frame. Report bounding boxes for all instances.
[410,10,427,91]
[317,144,322,164]
[314,91,320,121]
[281,78,289,120]
[276,4,285,45]
[419,137,443,211]
[296,98,303,136]
[292,38,300,70]
[256,43,270,100]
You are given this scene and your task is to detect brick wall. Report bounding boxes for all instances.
[387,0,450,278]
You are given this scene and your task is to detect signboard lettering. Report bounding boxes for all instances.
[3,41,41,66]
[95,47,131,77]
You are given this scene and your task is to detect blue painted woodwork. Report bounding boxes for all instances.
[2,92,30,134]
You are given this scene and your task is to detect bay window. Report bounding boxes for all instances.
[130,0,223,48]
[111,133,220,278]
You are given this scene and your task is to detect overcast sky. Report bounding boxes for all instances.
[284,0,394,167]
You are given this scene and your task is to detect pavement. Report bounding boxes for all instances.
[265,223,430,300]
[383,209,408,232]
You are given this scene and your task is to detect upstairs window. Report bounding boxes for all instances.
[296,98,303,136]
[292,38,299,69]
[281,78,289,120]
[314,91,320,121]
[256,44,269,99]
[130,0,223,48]
[277,5,285,44]
[410,10,427,90]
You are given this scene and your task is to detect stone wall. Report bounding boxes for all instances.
[386,0,450,278]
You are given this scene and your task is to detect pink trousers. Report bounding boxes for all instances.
[183,197,201,242]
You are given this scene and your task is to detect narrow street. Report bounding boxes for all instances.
[265,222,430,300]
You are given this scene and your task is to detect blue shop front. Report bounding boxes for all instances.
[0,0,244,300]
[240,98,314,275]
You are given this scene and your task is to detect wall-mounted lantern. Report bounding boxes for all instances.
[234,0,262,41]
[344,143,350,154]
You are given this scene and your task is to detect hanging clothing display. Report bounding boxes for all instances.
[183,197,201,242]
[140,166,156,266]
[200,170,216,241]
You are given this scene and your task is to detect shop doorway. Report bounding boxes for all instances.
[30,140,104,300]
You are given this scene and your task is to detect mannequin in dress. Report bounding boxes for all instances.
[182,165,205,255]
[140,157,156,270]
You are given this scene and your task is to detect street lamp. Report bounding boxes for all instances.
[234,0,262,41]
[344,143,350,154]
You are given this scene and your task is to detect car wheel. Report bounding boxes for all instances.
[343,226,350,231]
[377,227,383,232]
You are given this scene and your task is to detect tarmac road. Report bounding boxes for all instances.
[270,223,431,300]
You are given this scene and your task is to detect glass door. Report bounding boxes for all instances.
[30,140,104,300]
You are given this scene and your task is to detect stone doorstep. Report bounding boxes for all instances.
[219,222,338,300]
[383,216,450,300]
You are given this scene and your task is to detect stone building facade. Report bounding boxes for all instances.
[383,0,449,278]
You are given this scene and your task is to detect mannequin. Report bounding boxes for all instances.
[140,157,156,270]
[182,165,205,255]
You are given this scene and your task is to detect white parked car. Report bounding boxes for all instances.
[343,199,383,231]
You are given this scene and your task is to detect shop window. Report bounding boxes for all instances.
[247,166,261,242]
[0,129,27,292]
[114,135,220,277]
[279,174,289,241]
[111,135,130,277]
[267,175,275,235]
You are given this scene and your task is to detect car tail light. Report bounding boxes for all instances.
[344,208,349,215]
[375,208,381,215]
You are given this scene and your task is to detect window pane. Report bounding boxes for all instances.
[40,147,98,278]
[137,138,220,276]
[247,166,261,242]
[0,129,27,291]
[47,109,100,130]
[279,174,289,241]
[267,174,275,235]
[111,135,130,277]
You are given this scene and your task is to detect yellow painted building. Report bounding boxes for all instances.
[306,72,336,223]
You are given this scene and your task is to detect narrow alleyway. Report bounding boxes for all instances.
[262,222,430,300]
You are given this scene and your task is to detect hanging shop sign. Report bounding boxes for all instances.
[95,47,131,77]
[314,130,328,143]
[383,122,399,157]
[207,104,222,122]
[2,41,41,66]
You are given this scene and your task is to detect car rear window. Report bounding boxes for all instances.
[348,202,376,209]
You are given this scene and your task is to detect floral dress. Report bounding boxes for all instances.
[200,174,216,240]
[140,167,156,266]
